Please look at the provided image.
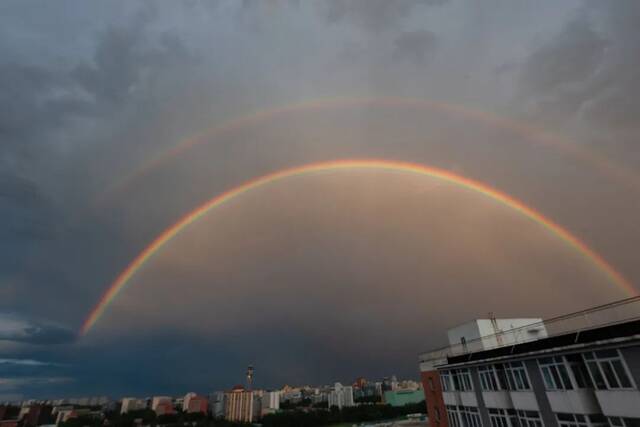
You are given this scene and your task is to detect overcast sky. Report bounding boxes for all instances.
[1,0,640,400]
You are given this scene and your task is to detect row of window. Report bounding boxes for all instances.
[447,405,482,427]
[440,349,635,393]
[452,407,637,427]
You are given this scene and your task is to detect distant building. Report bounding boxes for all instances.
[120,398,146,414]
[209,392,225,418]
[151,397,171,412]
[260,391,280,416]
[22,405,52,427]
[419,297,640,427]
[224,385,254,423]
[185,395,208,414]
[328,383,354,409]
[383,388,425,407]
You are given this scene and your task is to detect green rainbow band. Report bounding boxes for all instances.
[81,159,635,335]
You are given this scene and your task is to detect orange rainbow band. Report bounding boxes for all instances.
[97,97,640,204]
[81,159,636,335]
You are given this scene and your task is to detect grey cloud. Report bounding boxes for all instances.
[0,359,59,367]
[0,314,75,345]
[517,1,640,139]
[322,0,446,32]
[393,30,438,64]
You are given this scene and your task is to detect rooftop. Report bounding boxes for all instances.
[419,295,640,366]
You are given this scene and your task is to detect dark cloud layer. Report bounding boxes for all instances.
[517,0,640,143]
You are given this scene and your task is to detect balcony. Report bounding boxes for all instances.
[546,389,600,414]
[594,390,640,418]
[482,391,512,409]
[442,391,478,407]
[509,391,539,411]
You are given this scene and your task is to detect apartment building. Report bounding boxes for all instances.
[419,297,640,427]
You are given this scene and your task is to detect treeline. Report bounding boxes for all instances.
[59,410,249,427]
[261,401,425,427]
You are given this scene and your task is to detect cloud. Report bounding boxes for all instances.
[516,1,640,141]
[393,30,438,64]
[0,314,75,345]
[321,0,446,33]
[0,359,59,367]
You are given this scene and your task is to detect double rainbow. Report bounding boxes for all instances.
[81,159,635,335]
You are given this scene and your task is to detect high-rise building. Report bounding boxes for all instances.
[328,383,354,409]
[418,297,640,427]
[260,391,280,416]
[224,385,254,423]
[209,392,225,418]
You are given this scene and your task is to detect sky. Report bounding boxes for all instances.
[1,0,640,400]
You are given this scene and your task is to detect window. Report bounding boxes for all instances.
[583,350,634,390]
[435,407,441,422]
[517,410,543,427]
[441,371,453,392]
[429,377,435,391]
[447,405,461,427]
[609,417,640,427]
[566,354,594,389]
[539,357,573,390]
[557,413,607,427]
[506,362,531,391]
[480,366,499,391]
[459,405,482,427]
[458,369,474,391]
[441,369,473,391]
[448,405,482,427]
[488,408,519,427]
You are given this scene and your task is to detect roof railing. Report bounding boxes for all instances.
[419,295,640,363]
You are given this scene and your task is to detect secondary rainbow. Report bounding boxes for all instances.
[96,96,640,205]
[81,159,636,335]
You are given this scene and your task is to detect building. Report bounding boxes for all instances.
[419,297,640,427]
[384,387,425,407]
[209,392,225,418]
[184,395,208,414]
[120,398,146,414]
[260,391,280,416]
[151,397,174,416]
[21,405,52,427]
[328,383,354,409]
[224,385,254,423]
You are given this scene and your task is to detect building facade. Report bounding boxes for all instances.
[224,386,254,423]
[419,298,640,427]
[328,383,355,409]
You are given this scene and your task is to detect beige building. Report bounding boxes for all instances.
[224,386,254,423]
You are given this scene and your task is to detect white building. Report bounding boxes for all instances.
[209,392,225,418]
[120,398,146,414]
[260,391,280,416]
[447,317,547,355]
[183,393,196,412]
[328,383,354,409]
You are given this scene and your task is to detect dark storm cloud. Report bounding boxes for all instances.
[393,30,438,64]
[0,314,75,345]
[517,1,640,140]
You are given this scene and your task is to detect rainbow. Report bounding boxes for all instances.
[96,97,640,204]
[81,159,636,335]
